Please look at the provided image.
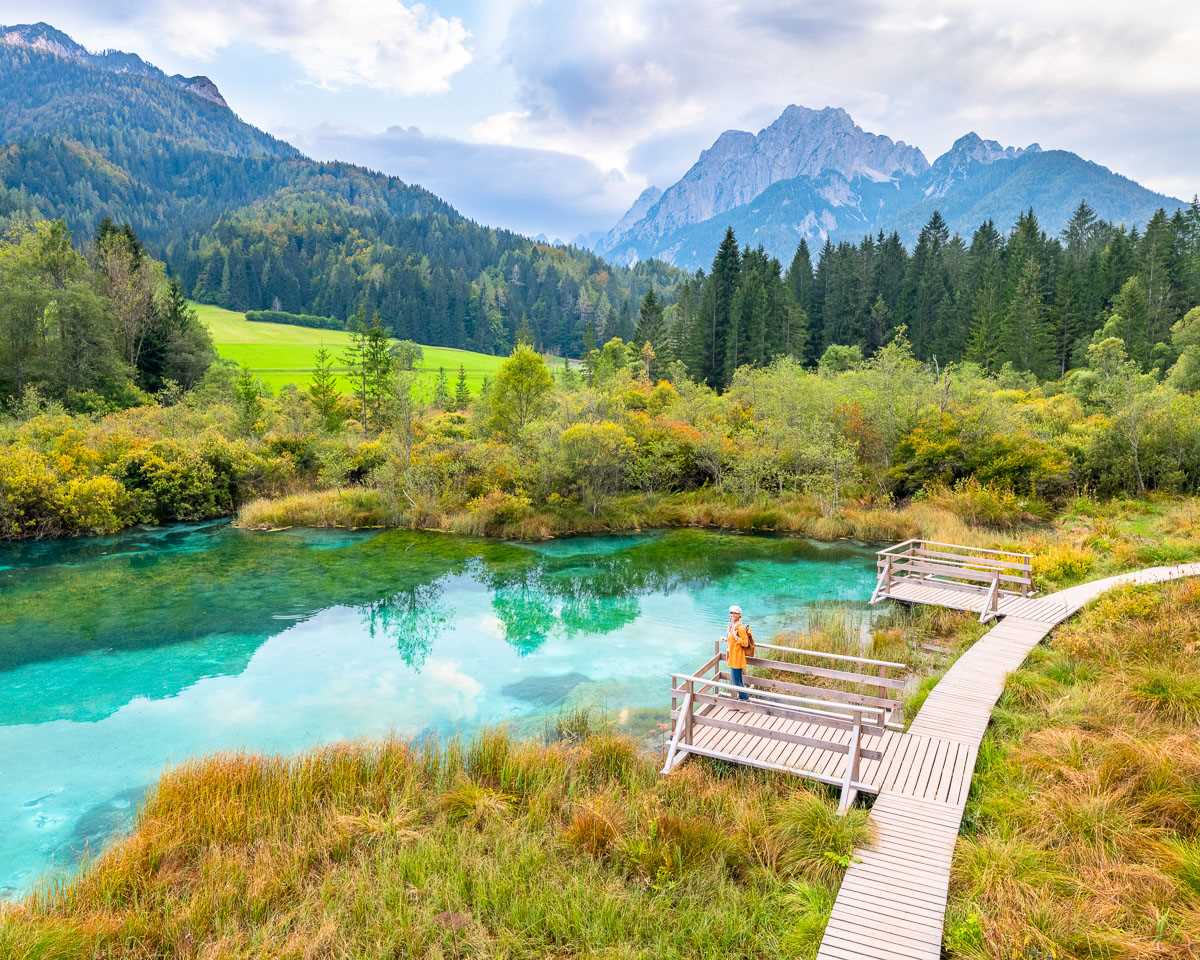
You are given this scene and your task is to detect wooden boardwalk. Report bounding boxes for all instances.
[683,703,977,807]
[816,561,1200,960]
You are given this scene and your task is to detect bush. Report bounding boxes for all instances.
[0,445,63,538]
[921,478,1049,529]
[117,441,227,522]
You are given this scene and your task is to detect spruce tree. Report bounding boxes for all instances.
[707,227,741,387]
[433,367,451,409]
[308,346,341,429]
[454,364,471,409]
[999,257,1053,377]
[636,289,664,345]
[786,239,814,315]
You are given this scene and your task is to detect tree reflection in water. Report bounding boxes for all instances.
[361,581,450,668]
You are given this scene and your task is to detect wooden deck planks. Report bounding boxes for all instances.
[816,561,1200,959]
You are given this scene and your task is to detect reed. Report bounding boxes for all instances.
[1,732,868,960]
[945,579,1200,956]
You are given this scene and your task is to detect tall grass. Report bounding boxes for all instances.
[945,579,1200,957]
[1,731,871,959]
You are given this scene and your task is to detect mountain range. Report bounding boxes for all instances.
[0,23,671,357]
[593,105,1187,268]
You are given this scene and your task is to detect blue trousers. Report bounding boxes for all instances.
[730,667,749,701]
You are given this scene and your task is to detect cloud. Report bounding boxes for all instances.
[22,0,473,94]
[495,0,1200,201]
[295,123,637,240]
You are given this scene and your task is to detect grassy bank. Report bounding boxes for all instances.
[0,729,870,959]
[195,302,508,395]
[236,489,1200,588]
[944,579,1200,957]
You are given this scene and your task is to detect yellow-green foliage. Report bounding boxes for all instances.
[0,732,871,959]
[946,579,1200,957]
[0,400,302,538]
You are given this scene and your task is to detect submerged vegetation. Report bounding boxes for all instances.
[0,727,871,959]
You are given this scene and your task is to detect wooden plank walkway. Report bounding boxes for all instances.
[816,562,1200,960]
[685,703,976,806]
[882,579,1067,623]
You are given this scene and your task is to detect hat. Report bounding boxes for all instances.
[728,604,742,615]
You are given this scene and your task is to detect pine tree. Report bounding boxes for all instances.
[636,289,664,344]
[807,238,834,364]
[308,345,341,429]
[707,227,741,387]
[433,367,451,409]
[454,364,471,409]
[999,257,1053,377]
[786,239,814,315]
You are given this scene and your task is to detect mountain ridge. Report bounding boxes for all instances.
[0,23,676,358]
[597,105,1185,268]
[1,22,229,108]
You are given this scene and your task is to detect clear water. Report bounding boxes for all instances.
[0,522,875,896]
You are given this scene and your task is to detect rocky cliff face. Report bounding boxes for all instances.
[607,106,927,258]
[1,21,229,108]
[597,105,1181,268]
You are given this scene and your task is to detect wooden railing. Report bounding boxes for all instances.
[662,638,909,813]
[872,539,1034,621]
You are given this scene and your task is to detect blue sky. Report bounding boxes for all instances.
[6,1,1199,241]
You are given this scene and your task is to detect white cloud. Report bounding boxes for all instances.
[295,123,636,240]
[28,0,474,94]
[495,0,1200,200]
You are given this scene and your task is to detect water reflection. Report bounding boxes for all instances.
[0,524,877,895]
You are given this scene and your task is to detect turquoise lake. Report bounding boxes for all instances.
[0,523,876,896]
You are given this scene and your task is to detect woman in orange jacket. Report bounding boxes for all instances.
[726,604,753,701]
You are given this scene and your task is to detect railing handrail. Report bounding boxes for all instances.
[669,672,886,723]
[751,640,907,671]
[877,538,1031,564]
[886,555,1032,586]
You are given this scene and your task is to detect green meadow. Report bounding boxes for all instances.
[194,302,508,397]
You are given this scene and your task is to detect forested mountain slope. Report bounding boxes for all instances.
[0,24,676,356]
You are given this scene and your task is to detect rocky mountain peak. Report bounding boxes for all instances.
[1,22,229,109]
[1,22,87,60]
[596,104,931,260]
[171,75,228,109]
[924,132,1041,198]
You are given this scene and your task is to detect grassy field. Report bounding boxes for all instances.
[194,302,508,398]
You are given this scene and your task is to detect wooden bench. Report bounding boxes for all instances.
[872,539,1034,622]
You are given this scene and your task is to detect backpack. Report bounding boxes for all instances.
[743,623,755,658]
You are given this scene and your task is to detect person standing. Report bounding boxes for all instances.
[725,604,754,701]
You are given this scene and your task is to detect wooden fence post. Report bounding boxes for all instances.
[838,710,864,815]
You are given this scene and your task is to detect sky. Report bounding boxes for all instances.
[6,0,1199,241]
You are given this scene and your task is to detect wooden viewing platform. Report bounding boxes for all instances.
[871,539,1039,622]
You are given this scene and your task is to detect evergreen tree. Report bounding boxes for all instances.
[999,257,1053,377]
[308,346,341,429]
[786,239,814,315]
[343,312,394,428]
[433,366,451,409]
[807,238,834,364]
[454,364,471,409]
[636,289,664,345]
[706,227,741,387]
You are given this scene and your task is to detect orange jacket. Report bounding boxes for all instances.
[726,622,754,670]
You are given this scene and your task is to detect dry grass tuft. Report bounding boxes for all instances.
[1,731,865,959]
[948,578,1200,957]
